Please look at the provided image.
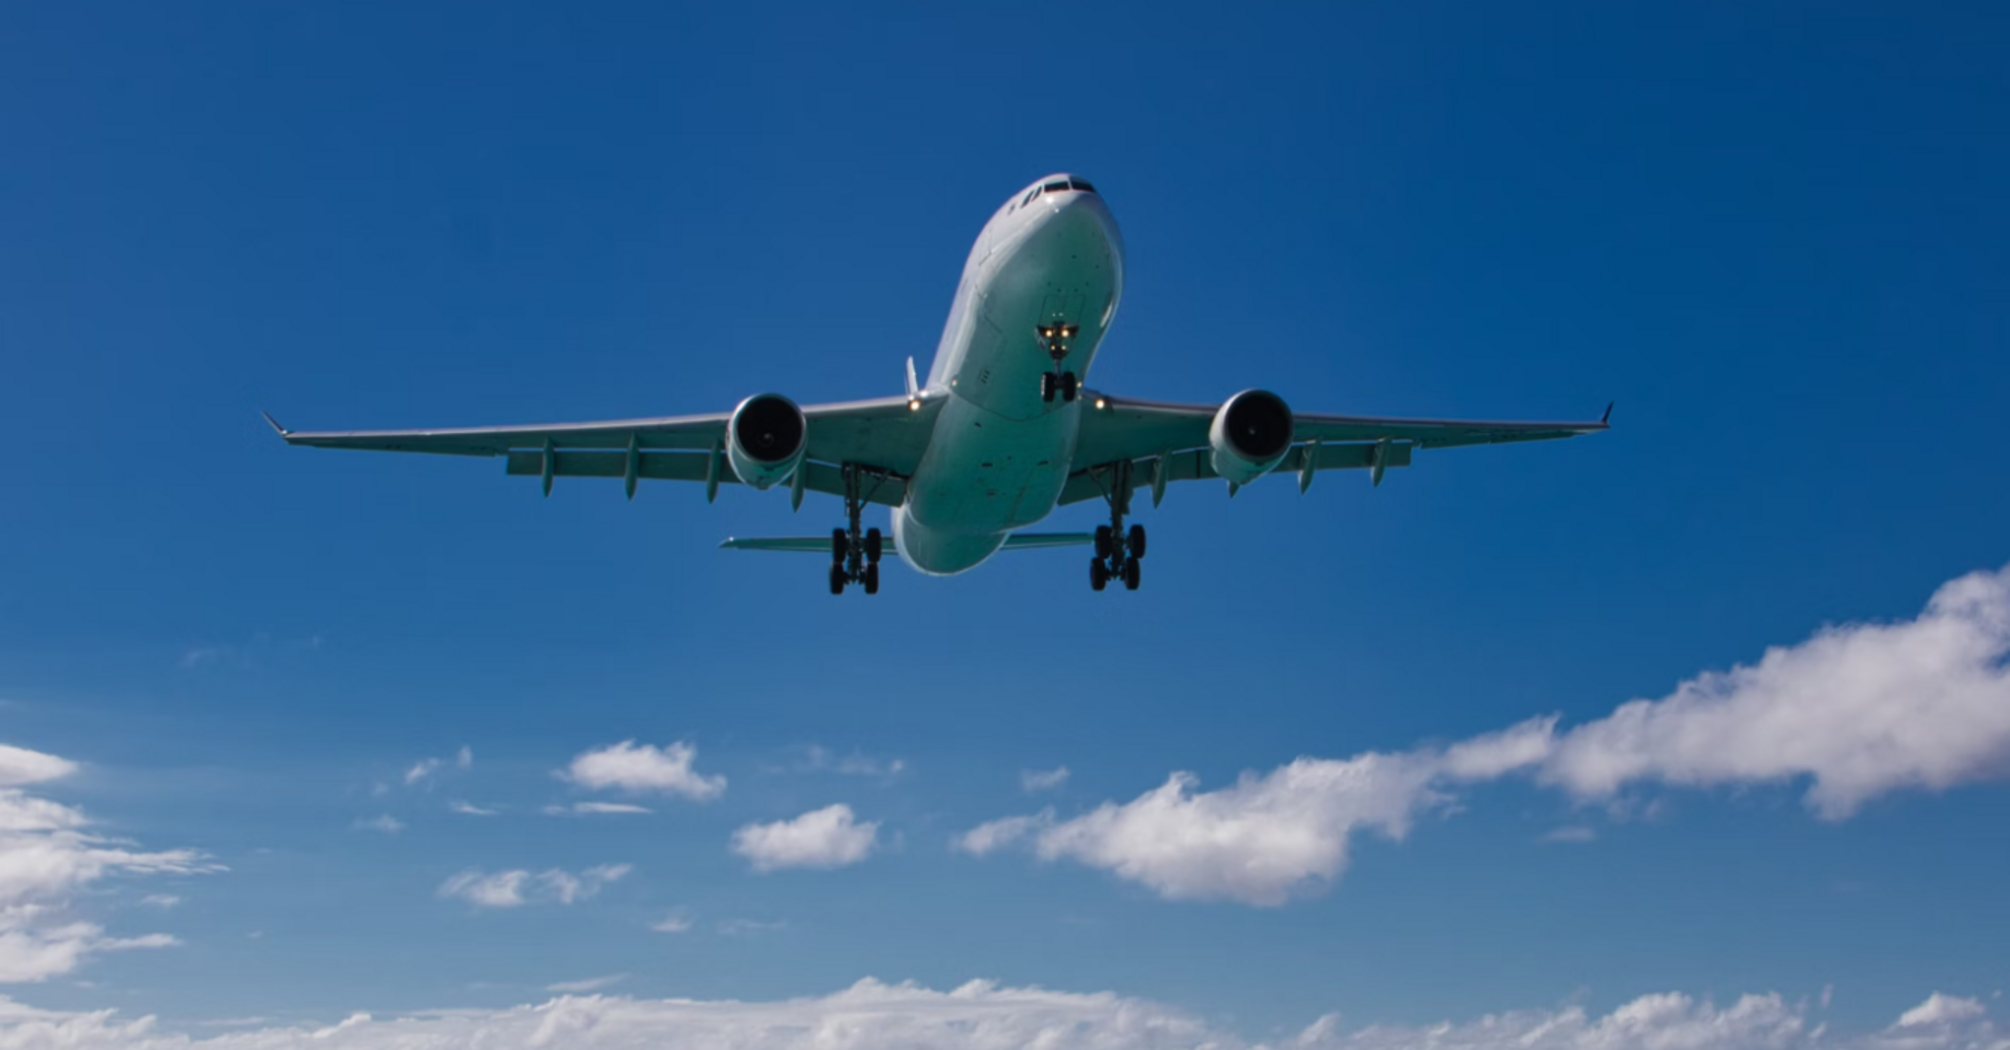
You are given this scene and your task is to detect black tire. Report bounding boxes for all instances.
[1127,524,1146,559]
[1040,373,1056,402]
[1123,558,1141,590]
[831,528,848,562]
[1090,558,1108,591]
[1093,525,1113,560]
[829,564,847,595]
[865,527,883,563]
[863,562,880,595]
[1060,372,1078,401]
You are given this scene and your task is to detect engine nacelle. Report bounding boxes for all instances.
[726,393,807,490]
[1209,389,1294,486]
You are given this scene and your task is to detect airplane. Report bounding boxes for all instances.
[268,173,1609,595]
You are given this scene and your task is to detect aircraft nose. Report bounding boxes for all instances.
[1036,190,1118,253]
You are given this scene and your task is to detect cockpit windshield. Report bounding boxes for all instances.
[1023,178,1097,206]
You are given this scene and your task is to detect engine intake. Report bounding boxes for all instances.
[1209,389,1294,486]
[727,393,807,490]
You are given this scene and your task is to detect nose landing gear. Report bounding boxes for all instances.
[1085,460,1145,591]
[1037,323,1081,403]
[828,463,887,595]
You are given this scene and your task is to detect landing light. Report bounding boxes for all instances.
[1095,398,1107,410]
[908,399,921,412]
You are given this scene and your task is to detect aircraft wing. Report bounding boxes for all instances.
[1061,391,1608,506]
[267,395,939,507]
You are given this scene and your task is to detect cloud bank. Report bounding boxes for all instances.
[964,563,2010,904]
[0,982,1994,1050]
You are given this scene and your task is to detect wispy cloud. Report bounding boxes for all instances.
[797,745,906,779]
[542,802,653,816]
[139,894,183,908]
[351,815,405,834]
[1020,767,1070,793]
[0,744,220,982]
[448,800,498,817]
[716,918,787,936]
[650,911,693,934]
[561,741,725,801]
[546,973,627,994]
[437,864,631,909]
[731,804,878,872]
[961,564,2010,905]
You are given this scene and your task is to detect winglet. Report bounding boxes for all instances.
[260,411,290,438]
[1601,402,1614,426]
[905,357,920,399]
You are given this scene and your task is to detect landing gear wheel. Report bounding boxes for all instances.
[1094,525,1113,560]
[1040,372,1057,403]
[1123,558,1141,591]
[831,528,848,562]
[1090,558,1109,591]
[1127,524,1146,559]
[865,528,883,563]
[863,562,880,595]
[1059,372,1079,402]
[829,564,847,595]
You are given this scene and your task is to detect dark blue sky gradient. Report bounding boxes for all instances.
[2,1,2006,1035]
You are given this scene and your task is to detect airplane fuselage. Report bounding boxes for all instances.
[895,175,1124,574]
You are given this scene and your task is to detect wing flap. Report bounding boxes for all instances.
[1055,442,1414,506]
[506,452,907,507]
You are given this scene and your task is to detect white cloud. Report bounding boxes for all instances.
[542,802,653,816]
[1899,993,1987,1027]
[403,759,442,786]
[730,804,878,872]
[0,757,218,984]
[456,746,473,771]
[545,974,626,994]
[350,816,404,834]
[137,896,181,909]
[437,865,630,909]
[562,741,725,801]
[649,912,692,934]
[955,812,1051,857]
[1021,766,1070,793]
[0,983,1992,1049]
[963,564,2010,904]
[448,801,498,817]
[1539,564,2010,818]
[0,745,76,788]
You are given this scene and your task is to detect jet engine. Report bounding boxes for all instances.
[726,393,808,490]
[1209,389,1294,486]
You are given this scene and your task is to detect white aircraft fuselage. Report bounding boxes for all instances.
[895,174,1123,575]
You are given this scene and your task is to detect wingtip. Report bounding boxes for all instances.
[1600,401,1614,426]
[260,411,290,438]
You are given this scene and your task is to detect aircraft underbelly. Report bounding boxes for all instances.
[906,394,1076,536]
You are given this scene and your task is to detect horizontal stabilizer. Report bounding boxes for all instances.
[721,532,1093,553]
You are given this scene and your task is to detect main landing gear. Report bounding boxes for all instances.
[1037,322,1080,403]
[1087,459,1145,592]
[828,463,887,596]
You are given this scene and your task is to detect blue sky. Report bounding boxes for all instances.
[2,2,2008,1046]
